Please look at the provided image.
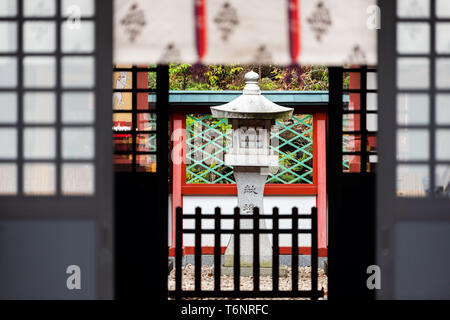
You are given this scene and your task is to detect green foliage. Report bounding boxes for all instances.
[168,64,329,91]
[342,72,352,89]
[148,71,157,89]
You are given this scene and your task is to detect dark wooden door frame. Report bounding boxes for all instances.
[327,67,377,300]
[114,65,169,300]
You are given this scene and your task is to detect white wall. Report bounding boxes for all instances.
[178,195,317,248]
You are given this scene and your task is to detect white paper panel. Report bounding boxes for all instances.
[114,0,196,64]
[114,0,377,66]
[300,0,377,66]
[203,0,290,65]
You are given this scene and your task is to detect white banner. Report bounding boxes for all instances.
[114,0,197,64]
[114,0,377,66]
[300,0,377,65]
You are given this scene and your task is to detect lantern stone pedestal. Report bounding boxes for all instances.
[223,166,272,266]
[220,167,288,277]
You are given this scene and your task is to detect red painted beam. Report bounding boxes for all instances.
[181,184,318,195]
[168,246,328,258]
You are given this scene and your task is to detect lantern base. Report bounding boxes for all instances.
[223,167,274,269]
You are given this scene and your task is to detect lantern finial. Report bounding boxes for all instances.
[243,71,260,95]
[244,70,259,82]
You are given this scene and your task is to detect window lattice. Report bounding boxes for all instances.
[186,114,313,184]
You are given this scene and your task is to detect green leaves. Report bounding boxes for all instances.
[168,64,329,91]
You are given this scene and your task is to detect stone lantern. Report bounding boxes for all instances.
[211,71,293,274]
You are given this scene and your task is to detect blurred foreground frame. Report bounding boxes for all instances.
[0,0,449,301]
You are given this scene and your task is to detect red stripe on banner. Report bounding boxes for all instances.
[288,0,301,63]
[195,0,207,62]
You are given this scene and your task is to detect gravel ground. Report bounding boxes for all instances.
[168,264,328,300]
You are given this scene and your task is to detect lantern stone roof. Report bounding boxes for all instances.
[210,71,294,120]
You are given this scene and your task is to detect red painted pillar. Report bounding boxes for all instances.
[136,68,148,112]
[349,70,361,172]
[171,113,185,248]
[316,113,327,250]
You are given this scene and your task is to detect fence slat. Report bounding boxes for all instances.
[170,205,324,300]
[214,207,221,292]
[194,207,202,292]
[175,207,183,296]
[234,207,240,292]
[292,207,299,292]
[311,207,319,300]
[253,207,260,292]
[272,207,279,292]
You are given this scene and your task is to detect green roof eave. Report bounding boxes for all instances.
[148,90,350,105]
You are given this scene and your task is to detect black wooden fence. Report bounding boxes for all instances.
[168,206,324,300]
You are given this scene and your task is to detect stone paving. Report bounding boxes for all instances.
[168,264,328,300]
